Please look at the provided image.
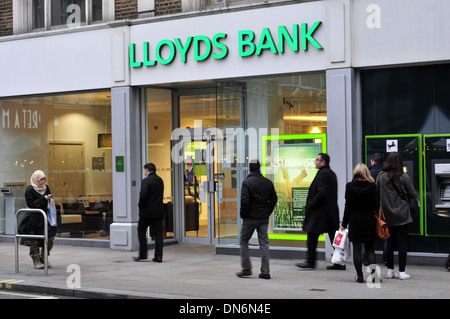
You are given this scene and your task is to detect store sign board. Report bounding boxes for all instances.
[129,22,323,68]
[129,2,326,85]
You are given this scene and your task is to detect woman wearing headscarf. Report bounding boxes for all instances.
[22,170,57,269]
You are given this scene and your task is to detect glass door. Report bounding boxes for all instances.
[182,134,216,243]
[178,90,217,244]
[175,85,245,244]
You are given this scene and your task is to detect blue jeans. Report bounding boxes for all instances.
[239,218,270,275]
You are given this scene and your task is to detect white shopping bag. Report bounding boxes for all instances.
[333,229,347,249]
[331,247,345,265]
[331,229,351,265]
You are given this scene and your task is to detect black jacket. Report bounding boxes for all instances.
[20,185,57,238]
[369,163,383,182]
[138,172,164,219]
[302,165,339,234]
[240,171,277,220]
[342,177,379,242]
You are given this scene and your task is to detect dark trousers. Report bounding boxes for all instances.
[137,217,163,260]
[240,219,270,275]
[306,231,334,266]
[386,224,409,272]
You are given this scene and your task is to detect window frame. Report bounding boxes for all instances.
[13,0,115,35]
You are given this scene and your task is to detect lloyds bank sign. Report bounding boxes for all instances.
[129,21,323,68]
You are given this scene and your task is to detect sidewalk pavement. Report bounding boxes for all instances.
[0,242,449,299]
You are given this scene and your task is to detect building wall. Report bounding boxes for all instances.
[0,0,13,37]
[115,0,139,20]
[156,0,182,16]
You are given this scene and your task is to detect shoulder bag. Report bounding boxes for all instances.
[375,207,390,239]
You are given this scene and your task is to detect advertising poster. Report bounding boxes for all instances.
[272,143,321,230]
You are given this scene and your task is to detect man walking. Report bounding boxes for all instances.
[296,153,343,270]
[133,163,165,263]
[237,160,278,279]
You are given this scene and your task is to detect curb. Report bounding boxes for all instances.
[0,281,161,299]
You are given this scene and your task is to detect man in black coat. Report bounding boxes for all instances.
[297,153,342,269]
[133,163,165,263]
[369,153,384,181]
[237,160,277,279]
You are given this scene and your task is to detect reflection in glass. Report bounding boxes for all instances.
[0,92,112,239]
[146,89,174,239]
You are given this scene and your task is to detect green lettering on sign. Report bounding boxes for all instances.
[238,30,256,57]
[194,35,212,62]
[129,43,142,68]
[143,42,156,66]
[128,21,323,68]
[174,37,193,63]
[211,33,228,60]
[278,25,299,53]
[155,39,176,65]
[301,21,323,50]
[255,28,278,56]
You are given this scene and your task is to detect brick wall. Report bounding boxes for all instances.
[115,0,182,19]
[0,0,13,37]
[155,0,182,16]
[115,0,139,20]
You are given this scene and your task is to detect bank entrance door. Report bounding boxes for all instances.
[175,87,244,244]
[181,132,217,244]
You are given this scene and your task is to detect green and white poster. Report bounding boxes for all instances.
[272,143,321,230]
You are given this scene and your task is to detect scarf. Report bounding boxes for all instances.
[30,170,47,195]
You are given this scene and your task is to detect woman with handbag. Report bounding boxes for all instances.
[376,152,417,280]
[22,170,57,269]
[341,163,379,283]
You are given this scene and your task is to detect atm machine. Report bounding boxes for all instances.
[432,163,450,213]
[365,134,423,235]
[424,135,450,236]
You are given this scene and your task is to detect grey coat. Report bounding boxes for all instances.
[376,171,417,227]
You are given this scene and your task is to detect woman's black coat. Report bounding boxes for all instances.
[20,185,57,239]
[342,178,379,242]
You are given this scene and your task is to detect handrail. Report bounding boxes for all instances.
[14,208,48,275]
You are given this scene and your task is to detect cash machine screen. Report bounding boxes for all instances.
[440,184,450,200]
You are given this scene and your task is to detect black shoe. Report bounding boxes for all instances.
[132,256,147,262]
[327,264,346,270]
[355,275,364,283]
[259,273,271,280]
[152,257,162,263]
[236,269,252,277]
[296,262,315,269]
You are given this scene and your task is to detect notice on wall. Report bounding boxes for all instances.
[386,139,398,152]
[272,143,320,230]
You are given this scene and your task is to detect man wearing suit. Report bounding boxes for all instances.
[133,163,165,263]
[296,153,343,270]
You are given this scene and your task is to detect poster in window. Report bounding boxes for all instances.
[272,143,321,230]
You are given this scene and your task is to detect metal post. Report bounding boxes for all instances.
[14,209,48,275]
